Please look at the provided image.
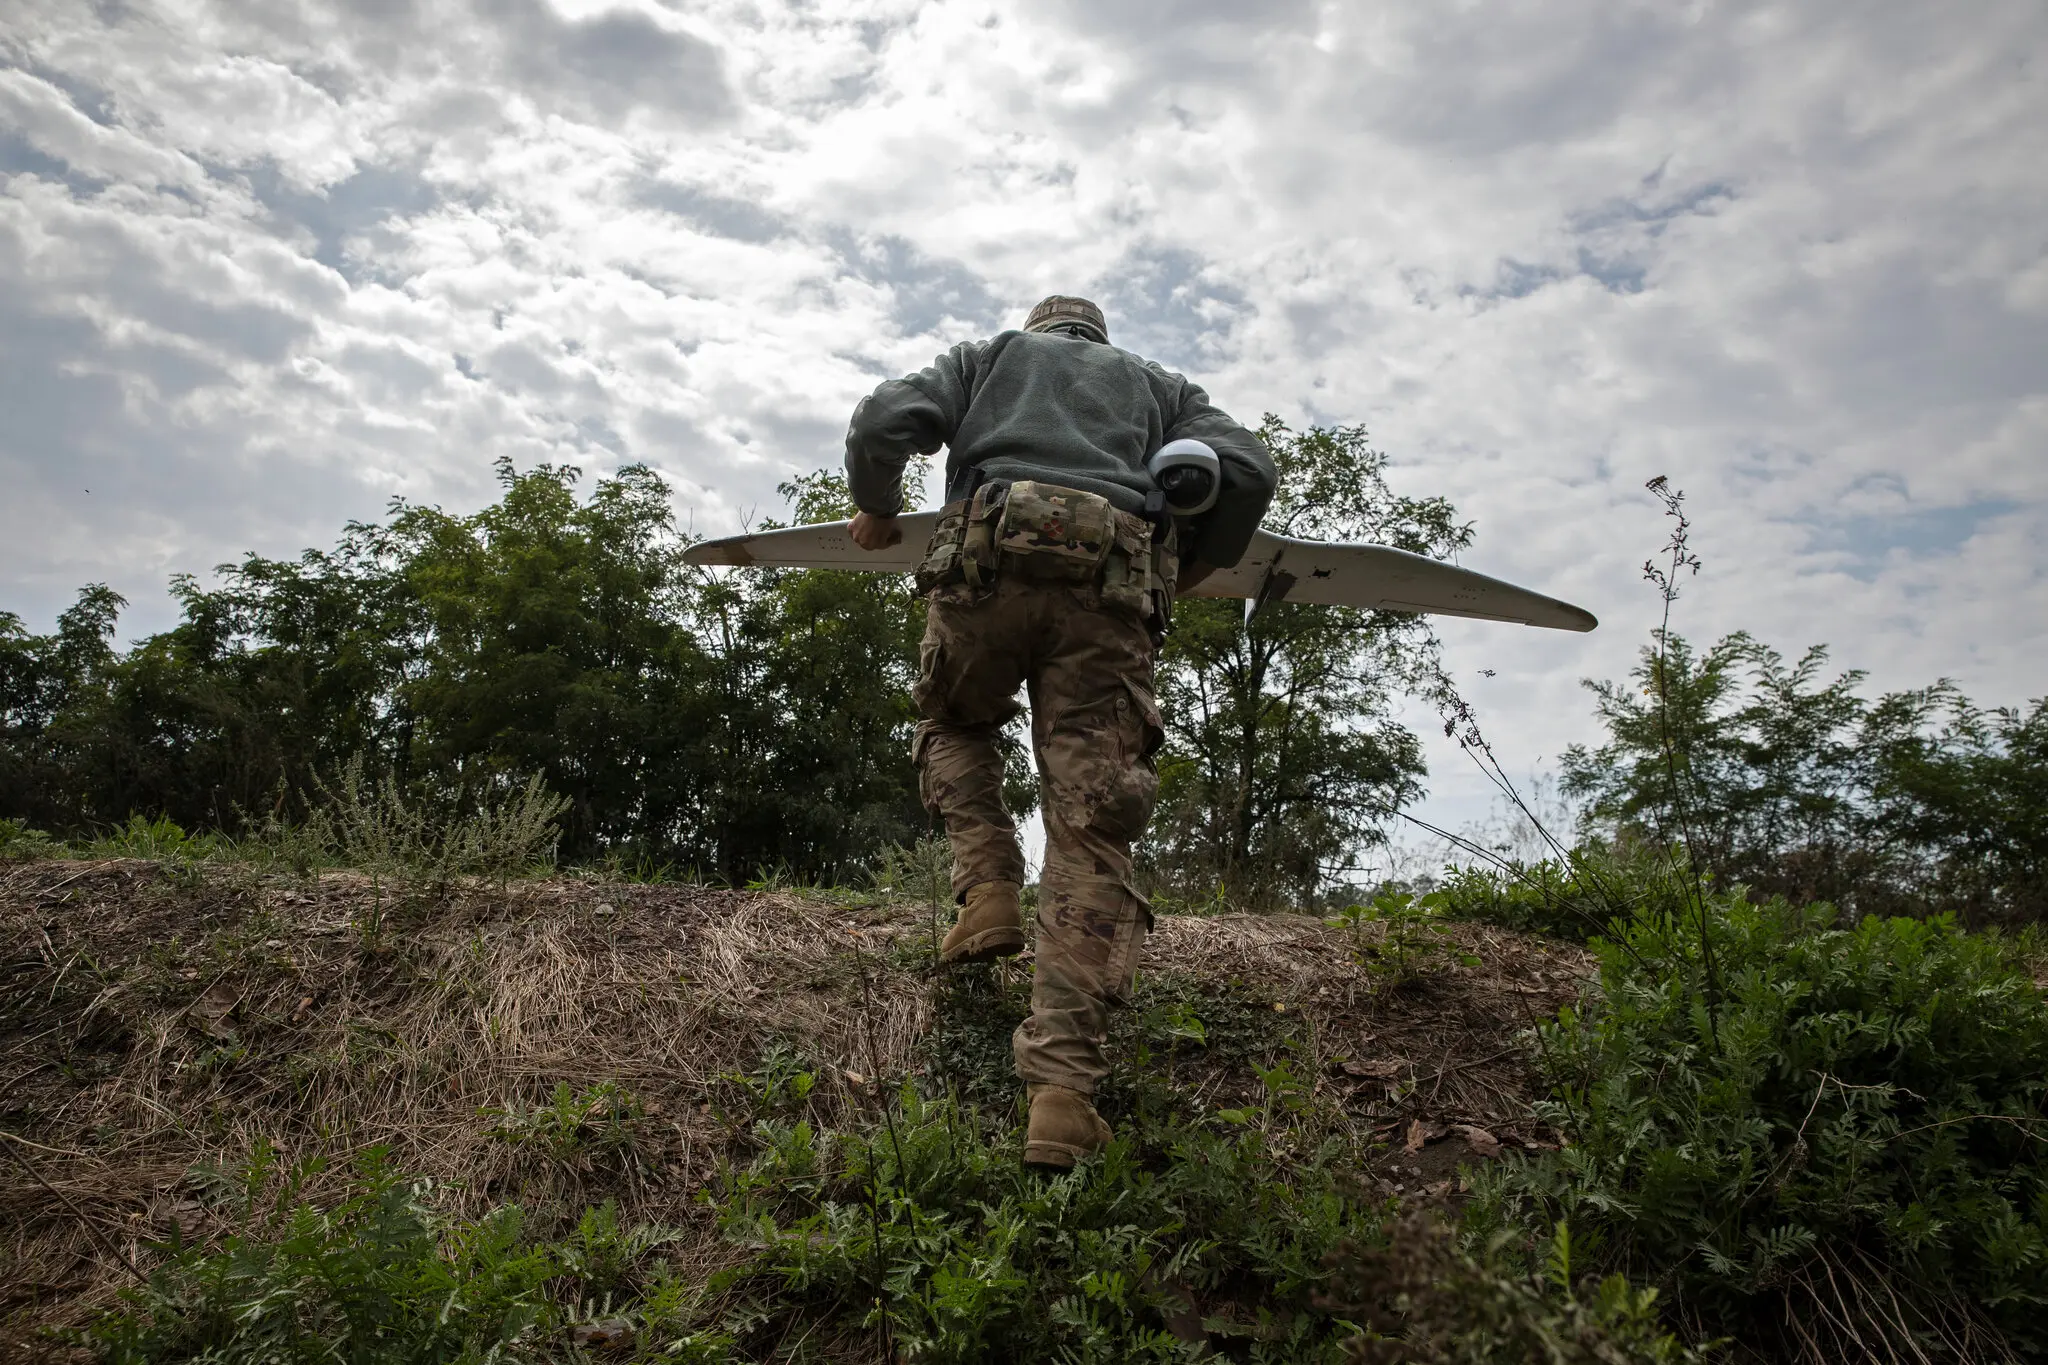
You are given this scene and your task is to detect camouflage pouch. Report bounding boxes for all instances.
[960,483,1005,587]
[1100,510,1158,617]
[997,481,1115,580]
[914,488,1008,594]
[914,498,972,595]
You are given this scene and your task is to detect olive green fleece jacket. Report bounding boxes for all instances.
[843,329,1277,569]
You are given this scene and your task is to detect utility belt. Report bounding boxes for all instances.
[915,476,1177,626]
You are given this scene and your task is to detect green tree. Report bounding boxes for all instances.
[375,458,707,857]
[0,461,929,883]
[678,469,930,882]
[1564,630,2048,924]
[1561,632,1871,903]
[0,585,128,827]
[1143,418,1471,911]
[1864,687,2048,923]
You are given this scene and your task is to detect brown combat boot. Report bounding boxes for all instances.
[939,879,1025,965]
[1023,1083,1113,1170]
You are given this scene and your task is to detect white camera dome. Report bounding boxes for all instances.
[1146,438,1221,516]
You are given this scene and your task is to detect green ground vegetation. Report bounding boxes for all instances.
[69,957,1706,1365]
[12,779,2048,1362]
[1468,874,2048,1361]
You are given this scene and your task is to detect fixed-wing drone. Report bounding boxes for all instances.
[682,441,1597,634]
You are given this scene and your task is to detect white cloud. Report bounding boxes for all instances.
[1,0,2042,841]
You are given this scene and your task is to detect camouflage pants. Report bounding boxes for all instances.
[914,572,1165,1095]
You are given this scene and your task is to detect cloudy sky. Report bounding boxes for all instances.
[2,0,2043,843]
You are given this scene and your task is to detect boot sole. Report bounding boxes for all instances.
[939,927,1025,966]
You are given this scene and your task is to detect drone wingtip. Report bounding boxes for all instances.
[682,539,756,567]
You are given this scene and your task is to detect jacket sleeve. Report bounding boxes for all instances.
[1164,384,1276,568]
[843,342,979,516]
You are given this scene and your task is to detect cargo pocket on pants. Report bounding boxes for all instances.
[1103,884,1150,1004]
[1083,678,1164,843]
[910,722,943,816]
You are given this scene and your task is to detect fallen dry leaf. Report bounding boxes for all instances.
[188,981,240,1038]
[1341,1059,1403,1081]
[157,1196,208,1240]
[571,1319,635,1351]
[1452,1124,1502,1158]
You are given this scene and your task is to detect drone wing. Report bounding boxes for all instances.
[684,513,940,572]
[1183,531,1597,632]
[683,519,1597,633]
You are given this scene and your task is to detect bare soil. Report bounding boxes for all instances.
[0,857,1591,1356]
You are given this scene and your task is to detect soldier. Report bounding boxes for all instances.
[844,295,1275,1169]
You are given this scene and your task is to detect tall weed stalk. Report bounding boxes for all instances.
[1641,476,1723,1036]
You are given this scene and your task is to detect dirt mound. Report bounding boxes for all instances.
[0,858,1588,1353]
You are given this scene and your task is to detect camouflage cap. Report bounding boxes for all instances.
[1023,295,1108,344]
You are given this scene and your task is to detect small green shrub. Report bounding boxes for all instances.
[1327,890,1479,987]
[80,1144,727,1364]
[1474,891,2048,1360]
[556,1200,689,1296]
[1324,1214,1713,1364]
[717,1041,818,1116]
[0,816,58,857]
[922,962,1034,1107]
[708,1085,1381,1362]
[1130,974,1296,1064]
[83,1145,563,1364]
[306,754,571,887]
[868,835,954,905]
[82,813,220,862]
[487,1080,645,1161]
[1146,878,1235,918]
[1435,860,1609,943]
[1434,845,1689,944]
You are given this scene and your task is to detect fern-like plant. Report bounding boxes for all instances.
[1473,890,2048,1362]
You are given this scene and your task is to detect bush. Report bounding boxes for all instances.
[708,1084,1379,1362]
[302,754,571,887]
[81,1144,725,1364]
[1434,846,1685,945]
[1323,1213,1711,1364]
[1474,890,2048,1361]
[85,1145,563,1364]
[0,816,56,858]
[1325,889,1479,988]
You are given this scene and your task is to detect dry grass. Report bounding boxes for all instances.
[1144,912,1590,1190]
[0,858,1586,1356]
